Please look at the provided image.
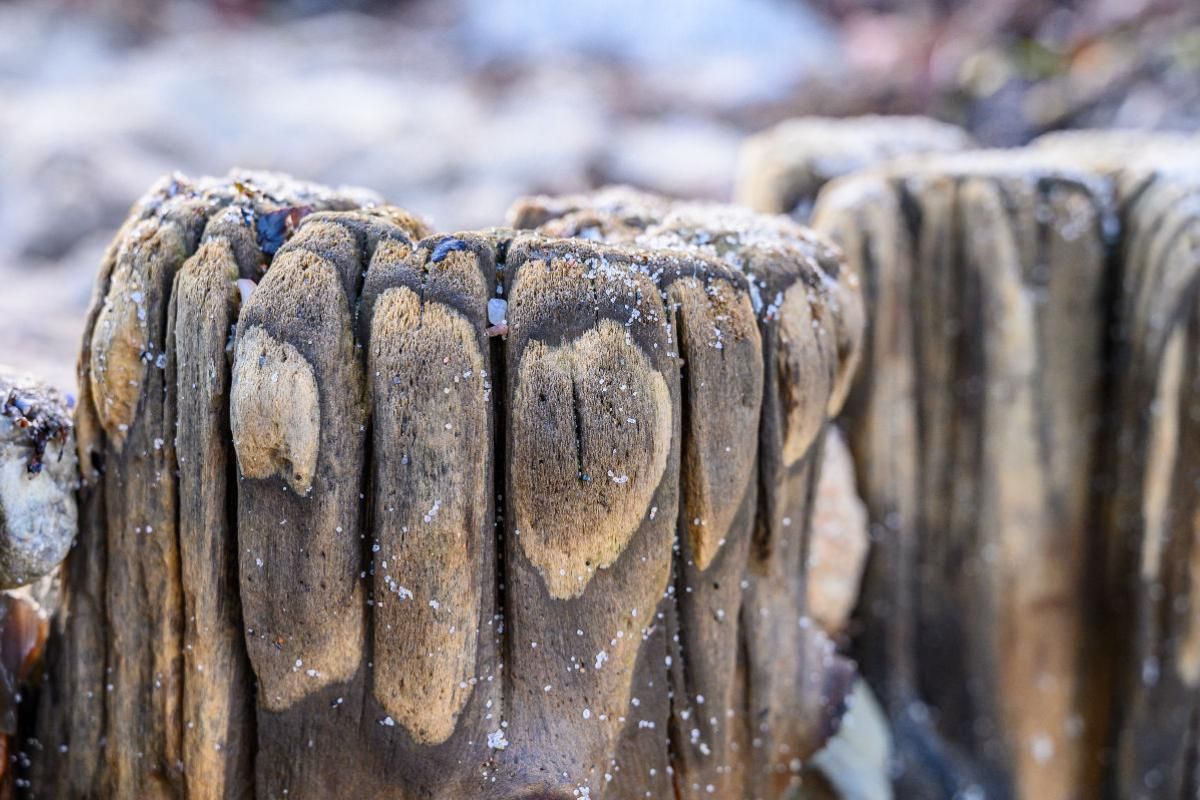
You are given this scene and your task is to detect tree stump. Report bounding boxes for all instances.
[28,174,865,799]
[812,151,1118,800]
[735,116,971,220]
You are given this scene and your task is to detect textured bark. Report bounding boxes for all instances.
[30,175,863,799]
[813,152,1116,800]
[735,115,971,220]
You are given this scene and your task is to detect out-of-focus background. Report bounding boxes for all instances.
[2,0,1198,389]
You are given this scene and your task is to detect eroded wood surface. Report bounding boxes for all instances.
[811,149,1156,800]
[30,175,863,799]
[1099,156,1200,800]
[509,188,865,798]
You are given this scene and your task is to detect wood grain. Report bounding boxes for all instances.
[497,235,680,799]
[1102,161,1200,800]
[351,231,500,799]
[170,231,253,800]
[508,188,866,799]
[32,177,864,800]
[813,154,1114,799]
[30,172,408,798]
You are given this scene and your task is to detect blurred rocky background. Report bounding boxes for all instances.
[2,0,1197,389]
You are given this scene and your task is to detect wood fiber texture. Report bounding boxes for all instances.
[509,187,865,799]
[813,151,1117,800]
[30,175,863,800]
[810,143,1200,800]
[1082,149,1200,800]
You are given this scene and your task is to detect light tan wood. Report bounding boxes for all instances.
[813,152,1113,800]
[30,175,863,800]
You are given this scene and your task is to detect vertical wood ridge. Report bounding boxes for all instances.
[812,154,1115,799]
[505,188,865,798]
[35,176,865,800]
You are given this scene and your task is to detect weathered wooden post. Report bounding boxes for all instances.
[1021,136,1200,800]
[812,151,1116,799]
[798,133,1200,799]
[24,173,864,799]
[1100,154,1200,800]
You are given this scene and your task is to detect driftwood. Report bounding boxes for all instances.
[735,116,971,220]
[25,174,864,799]
[812,151,1118,799]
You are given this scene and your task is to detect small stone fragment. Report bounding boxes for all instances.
[0,368,77,589]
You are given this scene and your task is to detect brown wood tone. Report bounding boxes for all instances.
[29,172,425,798]
[813,152,1118,800]
[356,230,501,798]
[29,175,863,799]
[497,235,681,799]
[1100,158,1200,800]
[170,232,252,800]
[508,187,865,799]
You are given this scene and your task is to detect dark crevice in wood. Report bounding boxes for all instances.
[666,298,694,795]
[223,381,256,797]
[797,431,826,620]
[569,378,585,482]
[894,175,925,717]
[164,266,187,799]
[490,240,512,753]
[749,295,786,571]
[358,364,377,738]
[352,224,382,739]
[666,579,687,800]
[1078,178,1124,794]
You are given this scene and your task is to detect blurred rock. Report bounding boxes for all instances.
[0,369,77,590]
[807,428,870,636]
[806,678,894,800]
